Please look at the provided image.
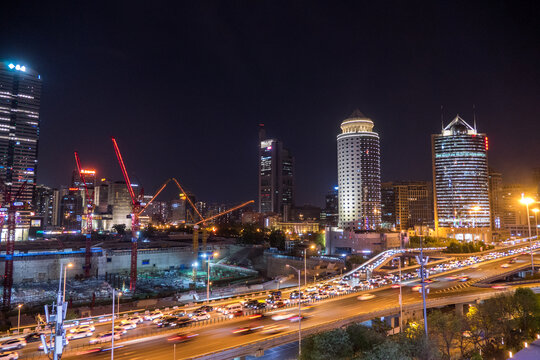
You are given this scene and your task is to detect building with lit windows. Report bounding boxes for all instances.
[381,181,433,231]
[0,62,42,205]
[258,125,294,220]
[337,110,381,230]
[431,115,491,241]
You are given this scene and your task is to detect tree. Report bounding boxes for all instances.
[428,310,461,359]
[346,323,385,354]
[112,224,126,235]
[512,287,540,339]
[301,328,354,360]
[238,224,264,245]
[361,340,411,360]
[268,230,286,250]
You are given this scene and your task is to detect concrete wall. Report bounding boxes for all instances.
[325,227,401,255]
[0,244,232,283]
[264,254,342,279]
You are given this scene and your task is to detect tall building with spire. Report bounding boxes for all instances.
[337,110,381,230]
[0,62,42,204]
[432,115,491,241]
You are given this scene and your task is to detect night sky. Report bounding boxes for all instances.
[1,1,540,207]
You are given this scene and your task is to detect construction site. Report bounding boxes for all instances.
[0,138,260,315]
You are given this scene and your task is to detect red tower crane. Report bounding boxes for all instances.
[1,181,28,310]
[111,138,141,291]
[74,152,94,278]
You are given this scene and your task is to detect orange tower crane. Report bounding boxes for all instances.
[111,138,142,291]
[74,152,94,278]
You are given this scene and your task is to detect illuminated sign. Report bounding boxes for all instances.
[81,169,96,174]
[8,64,26,72]
[69,187,79,191]
[261,140,273,149]
[13,202,23,207]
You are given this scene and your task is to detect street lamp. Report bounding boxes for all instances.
[207,252,218,303]
[17,304,22,334]
[520,197,535,272]
[532,208,539,242]
[117,292,122,318]
[286,264,302,358]
[304,245,315,286]
[63,263,73,302]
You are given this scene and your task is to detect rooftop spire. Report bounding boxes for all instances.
[349,109,367,118]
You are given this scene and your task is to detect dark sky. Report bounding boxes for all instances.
[1,1,540,207]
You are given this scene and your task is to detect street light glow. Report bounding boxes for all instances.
[520,197,535,206]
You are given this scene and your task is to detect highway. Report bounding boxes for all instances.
[15,251,536,360]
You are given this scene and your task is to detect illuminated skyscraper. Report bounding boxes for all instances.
[0,62,42,204]
[432,115,491,241]
[258,125,294,220]
[337,110,381,230]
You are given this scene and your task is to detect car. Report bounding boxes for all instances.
[156,316,191,328]
[89,332,121,344]
[167,332,199,343]
[251,302,267,310]
[271,301,286,309]
[124,315,144,324]
[491,285,508,290]
[0,339,26,351]
[22,332,41,343]
[231,324,264,335]
[228,310,244,319]
[113,326,127,335]
[118,321,137,330]
[458,276,469,282]
[0,351,18,359]
[391,284,401,289]
[261,324,289,334]
[67,328,93,340]
[501,263,510,268]
[411,284,430,293]
[144,310,163,321]
[195,305,213,313]
[70,324,95,333]
[357,294,376,301]
[191,313,210,321]
[289,315,307,322]
[271,313,294,321]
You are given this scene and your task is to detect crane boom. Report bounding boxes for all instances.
[111,137,137,205]
[138,178,172,215]
[195,200,254,225]
[171,178,205,222]
[111,137,140,291]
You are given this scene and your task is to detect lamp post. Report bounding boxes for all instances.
[304,245,315,286]
[520,197,535,272]
[17,304,22,334]
[63,263,73,302]
[117,292,122,318]
[111,288,115,360]
[533,208,539,242]
[398,258,403,331]
[286,264,302,357]
[207,252,218,303]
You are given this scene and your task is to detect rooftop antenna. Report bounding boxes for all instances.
[473,104,477,130]
[440,105,444,130]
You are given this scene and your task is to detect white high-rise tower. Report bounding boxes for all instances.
[337,110,381,230]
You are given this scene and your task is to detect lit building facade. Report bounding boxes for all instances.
[432,115,491,241]
[258,125,294,220]
[0,62,42,205]
[337,110,381,230]
[381,181,434,231]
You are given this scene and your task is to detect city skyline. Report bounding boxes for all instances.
[2,2,540,207]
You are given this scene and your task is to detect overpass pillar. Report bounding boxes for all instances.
[455,303,464,316]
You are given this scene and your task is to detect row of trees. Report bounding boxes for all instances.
[301,288,540,359]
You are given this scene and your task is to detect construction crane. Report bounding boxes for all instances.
[1,180,28,310]
[74,152,94,278]
[111,138,142,292]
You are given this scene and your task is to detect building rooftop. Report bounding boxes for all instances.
[442,115,477,136]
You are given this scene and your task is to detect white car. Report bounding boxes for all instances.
[119,321,137,330]
[0,352,18,360]
[0,339,25,351]
[191,313,210,321]
[70,324,95,333]
[357,294,376,301]
[67,328,93,340]
[89,332,121,344]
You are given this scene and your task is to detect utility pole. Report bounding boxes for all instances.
[40,265,69,359]
[417,238,429,337]
[399,257,403,331]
